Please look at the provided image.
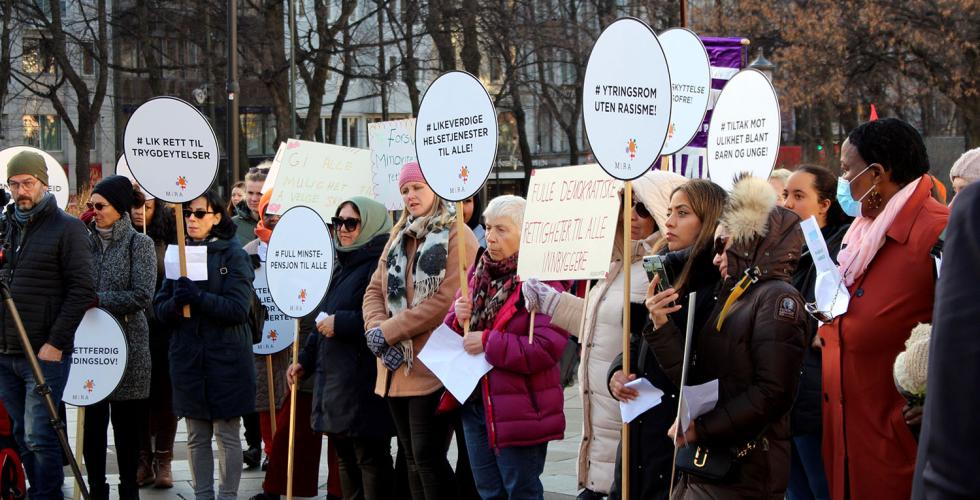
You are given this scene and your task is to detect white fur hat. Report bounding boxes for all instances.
[894,323,931,396]
[720,176,777,244]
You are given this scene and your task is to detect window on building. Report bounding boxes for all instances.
[242,113,277,156]
[23,114,62,151]
[341,117,360,147]
[22,37,56,74]
[81,41,95,75]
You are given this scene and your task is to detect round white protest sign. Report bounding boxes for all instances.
[583,17,672,181]
[660,28,711,155]
[122,96,219,203]
[0,146,70,209]
[415,71,497,201]
[115,155,154,200]
[64,308,128,407]
[266,206,334,318]
[253,261,297,354]
[707,69,781,191]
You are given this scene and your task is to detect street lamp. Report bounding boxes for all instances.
[749,48,776,81]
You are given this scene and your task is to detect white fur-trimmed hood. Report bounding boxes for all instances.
[721,176,777,244]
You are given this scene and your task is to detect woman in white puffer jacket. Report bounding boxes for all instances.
[527,170,687,498]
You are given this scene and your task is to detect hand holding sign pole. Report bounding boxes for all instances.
[415,71,498,337]
[265,206,334,500]
[582,17,672,500]
[123,97,220,318]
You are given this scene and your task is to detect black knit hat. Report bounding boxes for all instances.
[92,175,135,215]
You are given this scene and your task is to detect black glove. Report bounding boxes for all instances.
[173,277,203,306]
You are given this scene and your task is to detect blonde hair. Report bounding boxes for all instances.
[389,192,453,239]
[769,168,792,184]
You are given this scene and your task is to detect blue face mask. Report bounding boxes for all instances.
[836,166,874,218]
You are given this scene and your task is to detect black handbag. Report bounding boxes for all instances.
[674,445,735,481]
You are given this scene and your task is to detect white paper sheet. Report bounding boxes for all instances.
[680,379,719,432]
[417,324,493,403]
[315,312,329,323]
[801,216,849,320]
[164,245,208,281]
[618,378,664,423]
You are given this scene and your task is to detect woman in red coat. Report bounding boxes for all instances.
[819,118,949,499]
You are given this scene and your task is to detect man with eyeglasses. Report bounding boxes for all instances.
[232,164,270,247]
[0,150,95,499]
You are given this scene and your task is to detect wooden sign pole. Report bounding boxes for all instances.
[174,208,191,318]
[285,318,300,500]
[621,180,633,500]
[72,408,85,500]
[455,201,471,336]
[267,355,277,435]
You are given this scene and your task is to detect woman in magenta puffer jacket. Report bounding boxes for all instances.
[446,195,569,500]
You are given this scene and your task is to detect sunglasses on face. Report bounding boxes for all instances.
[714,236,730,256]
[331,217,361,231]
[183,209,216,219]
[248,166,270,174]
[86,202,109,212]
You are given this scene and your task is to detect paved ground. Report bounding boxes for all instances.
[58,386,583,499]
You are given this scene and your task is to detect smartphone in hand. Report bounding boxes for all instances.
[642,255,673,293]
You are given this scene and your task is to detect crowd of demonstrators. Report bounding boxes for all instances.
[781,165,852,500]
[362,161,478,500]
[82,176,157,500]
[243,190,291,472]
[130,192,179,489]
[2,114,975,500]
[0,151,94,500]
[819,118,949,499]
[447,194,569,499]
[153,191,257,499]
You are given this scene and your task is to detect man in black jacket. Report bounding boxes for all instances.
[0,150,94,499]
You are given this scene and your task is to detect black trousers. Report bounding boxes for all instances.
[332,433,395,500]
[243,411,261,449]
[83,399,148,490]
[387,393,456,500]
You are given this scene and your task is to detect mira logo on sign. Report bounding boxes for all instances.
[459,166,470,183]
[267,329,278,342]
[298,289,307,303]
[176,176,188,190]
[625,139,638,160]
[84,379,95,393]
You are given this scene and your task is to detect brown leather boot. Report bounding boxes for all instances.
[153,450,174,489]
[136,450,155,487]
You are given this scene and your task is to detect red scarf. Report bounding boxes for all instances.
[469,252,520,332]
[253,190,275,243]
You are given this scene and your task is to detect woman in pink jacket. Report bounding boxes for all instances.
[447,195,569,500]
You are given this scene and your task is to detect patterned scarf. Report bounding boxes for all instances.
[469,252,520,332]
[385,205,454,370]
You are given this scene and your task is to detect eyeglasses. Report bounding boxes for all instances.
[183,209,216,219]
[8,179,38,192]
[248,166,270,174]
[804,302,834,324]
[714,236,729,256]
[331,217,361,231]
[86,202,109,212]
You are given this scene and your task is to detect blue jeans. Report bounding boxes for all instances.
[461,399,547,500]
[788,433,830,500]
[0,353,70,500]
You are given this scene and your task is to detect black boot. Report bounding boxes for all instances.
[88,483,110,500]
[119,482,141,500]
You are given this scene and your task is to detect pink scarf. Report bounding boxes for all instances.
[838,176,924,286]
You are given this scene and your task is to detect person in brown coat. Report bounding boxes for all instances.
[362,161,477,500]
[645,176,807,499]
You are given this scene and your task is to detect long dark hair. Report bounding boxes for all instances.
[183,190,237,240]
[794,164,852,227]
[655,179,728,292]
[465,193,483,231]
[144,199,177,245]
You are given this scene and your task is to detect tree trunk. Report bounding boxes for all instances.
[460,0,480,76]
[957,94,980,149]
[425,0,456,71]
[509,78,533,190]
[0,0,12,119]
[327,30,353,144]
[401,0,421,114]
